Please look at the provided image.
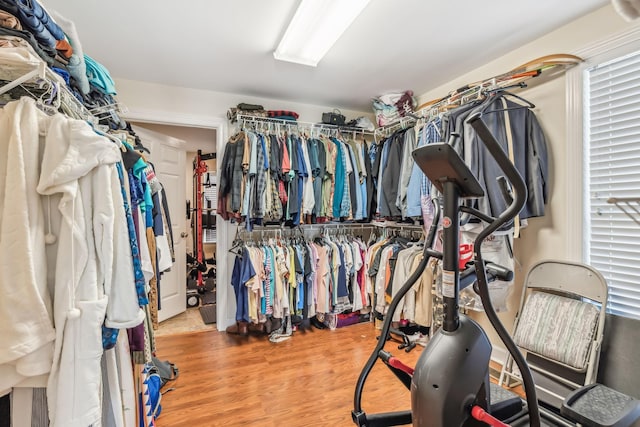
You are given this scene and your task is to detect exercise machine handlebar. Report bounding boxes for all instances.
[467,110,541,427]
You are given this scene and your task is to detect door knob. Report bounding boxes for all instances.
[180,232,188,238]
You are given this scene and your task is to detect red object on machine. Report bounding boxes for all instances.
[470,405,511,427]
[459,243,473,269]
[388,357,415,376]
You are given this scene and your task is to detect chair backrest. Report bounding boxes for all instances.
[514,291,600,371]
[510,260,609,409]
[524,260,607,304]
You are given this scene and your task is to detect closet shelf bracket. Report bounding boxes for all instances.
[0,61,46,96]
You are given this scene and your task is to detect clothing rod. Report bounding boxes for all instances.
[0,60,96,123]
[244,223,374,231]
[236,222,422,233]
[373,223,424,229]
[301,224,375,230]
[374,116,418,138]
[375,82,498,139]
[236,113,375,135]
[374,81,522,139]
[415,55,582,114]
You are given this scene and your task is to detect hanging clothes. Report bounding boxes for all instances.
[0,27,174,426]
[228,231,371,338]
[466,94,549,225]
[364,231,433,327]
[0,97,146,426]
[379,130,405,218]
[219,129,374,226]
[396,128,417,218]
[0,98,173,427]
[439,92,549,228]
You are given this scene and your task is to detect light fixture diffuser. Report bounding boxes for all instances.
[274,0,371,67]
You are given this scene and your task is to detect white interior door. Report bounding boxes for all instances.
[134,126,187,322]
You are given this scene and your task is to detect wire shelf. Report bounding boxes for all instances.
[236,113,374,136]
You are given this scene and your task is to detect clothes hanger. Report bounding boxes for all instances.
[33,80,61,115]
[228,227,244,256]
[479,85,534,115]
[86,121,127,151]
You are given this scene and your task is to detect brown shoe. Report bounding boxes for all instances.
[226,322,249,336]
[247,322,266,334]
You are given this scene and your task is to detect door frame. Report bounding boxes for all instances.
[124,108,234,329]
[132,125,186,322]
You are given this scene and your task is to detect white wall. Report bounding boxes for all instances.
[116,78,371,126]
[415,4,640,359]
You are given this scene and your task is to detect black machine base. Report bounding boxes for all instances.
[411,315,492,427]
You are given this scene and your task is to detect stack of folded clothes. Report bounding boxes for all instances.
[372,90,416,126]
[0,0,127,130]
[227,103,267,122]
[0,0,72,68]
[265,109,299,121]
[228,103,300,122]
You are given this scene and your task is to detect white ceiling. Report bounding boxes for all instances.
[43,0,608,111]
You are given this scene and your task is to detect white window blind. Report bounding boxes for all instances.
[204,229,217,244]
[585,50,640,320]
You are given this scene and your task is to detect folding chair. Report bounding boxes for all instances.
[499,260,608,412]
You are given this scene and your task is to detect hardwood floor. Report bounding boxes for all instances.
[155,322,423,426]
[155,322,523,426]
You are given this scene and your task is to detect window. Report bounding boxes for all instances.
[584,50,640,320]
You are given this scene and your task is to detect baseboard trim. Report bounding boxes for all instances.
[491,346,508,366]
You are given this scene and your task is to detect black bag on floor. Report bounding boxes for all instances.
[152,356,179,389]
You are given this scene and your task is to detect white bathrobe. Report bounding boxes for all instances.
[0,98,144,425]
[37,105,142,427]
[0,95,56,394]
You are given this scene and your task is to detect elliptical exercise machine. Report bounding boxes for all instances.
[352,111,640,427]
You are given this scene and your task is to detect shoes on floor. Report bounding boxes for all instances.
[269,334,291,343]
[247,322,266,334]
[310,316,327,330]
[268,315,293,343]
[226,321,248,336]
[270,317,282,332]
[414,333,430,347]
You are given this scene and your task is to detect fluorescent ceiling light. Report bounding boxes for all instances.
[274,0,371,67]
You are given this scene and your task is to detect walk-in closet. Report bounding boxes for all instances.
[2,1,640,426]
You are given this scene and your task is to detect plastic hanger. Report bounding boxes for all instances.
[479,87,535,115]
